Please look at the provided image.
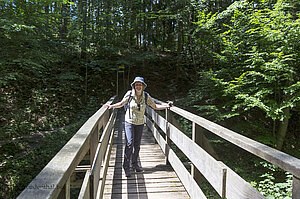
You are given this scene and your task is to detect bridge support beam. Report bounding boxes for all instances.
[293,176,300,199]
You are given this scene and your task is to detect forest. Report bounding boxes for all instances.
[0,0,299,198]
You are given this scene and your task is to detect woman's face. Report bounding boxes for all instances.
[134,82,144,93]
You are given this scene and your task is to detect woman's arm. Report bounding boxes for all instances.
[104,90,131,109]
[150,102,172,110]
[104,100,126,109]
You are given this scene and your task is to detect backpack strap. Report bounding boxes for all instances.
[127,91,133,107]
[124,90,133,114]
[144,91,148,105]
[128,91,133,118]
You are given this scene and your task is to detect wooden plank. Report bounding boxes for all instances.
[293,176,300,199]
[104,182,184,189]
[103,192,189,199]
[78,170,91,199]
[104,178,183,185]
[168,105,300,178]
[104,185,187,194]
[146,118,206,199]
[105,170,181,179]
[17,96,116,199]
[75,165,91,173]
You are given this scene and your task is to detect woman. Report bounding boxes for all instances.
[104,77,171,177]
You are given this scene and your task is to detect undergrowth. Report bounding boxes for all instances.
[0,97,106,199]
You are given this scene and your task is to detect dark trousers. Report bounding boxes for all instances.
[123,122,144,170]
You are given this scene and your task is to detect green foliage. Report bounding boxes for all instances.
[185,2,299,196]
[217,1,299,120]
[191,0,299,125]
[0,118,85,198]
[255,162,292,198]
[1,0,299,198]
[0,91,109,198]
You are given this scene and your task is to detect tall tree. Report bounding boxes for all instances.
[191,0,300,150]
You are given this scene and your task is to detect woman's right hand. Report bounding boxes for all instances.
[167,101,173,107]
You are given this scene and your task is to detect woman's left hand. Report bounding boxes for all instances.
[103,104,112,109]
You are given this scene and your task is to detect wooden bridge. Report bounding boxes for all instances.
[17,96,300,199]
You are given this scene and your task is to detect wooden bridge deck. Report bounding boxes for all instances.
[102,112,190,199]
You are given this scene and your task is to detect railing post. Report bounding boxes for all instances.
[90,126,98,164]
[218,161,227,198]
[191,122,203,186]
[165,108,172,165]
[293,176,300,199]
[104,109,110,127]
[57,177,70,199]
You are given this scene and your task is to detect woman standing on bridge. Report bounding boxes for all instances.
[104,77,172,177]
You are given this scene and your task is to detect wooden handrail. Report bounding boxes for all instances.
[146,107,264,198]
[145,116,207,199]
[17,96,300,199]
[152,98,300,178]
[170,106,300,178]
[17,96,116,199]
[77,109,117,199]
[90,109,117,199]
[147,98,300,199]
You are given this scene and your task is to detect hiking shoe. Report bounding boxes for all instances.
[125,169,131,177]
[132,166,143,172]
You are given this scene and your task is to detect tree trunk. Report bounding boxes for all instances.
[276,107,290,150]
[176,20,183,83]
[60,2,68,39]
[80,0,87,58]
[44,3,49,36]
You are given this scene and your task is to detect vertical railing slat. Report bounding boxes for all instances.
[293,176,300,199]
[90,125,99,166]
[165,108,172,165]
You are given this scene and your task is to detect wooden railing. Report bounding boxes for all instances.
[17,95,300,199]
[17,96,117,199]
[145,99,300,199]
